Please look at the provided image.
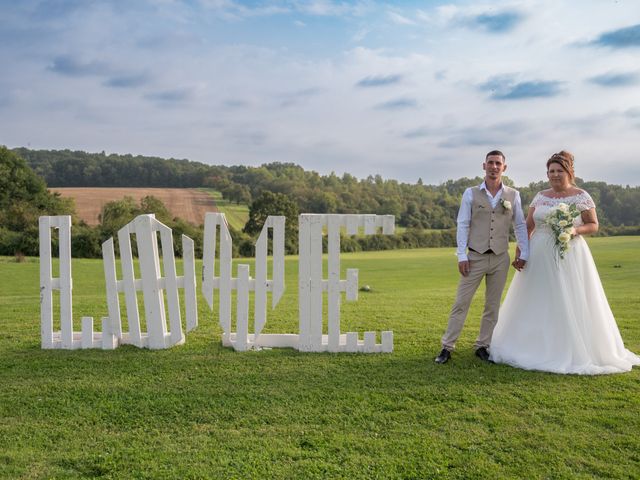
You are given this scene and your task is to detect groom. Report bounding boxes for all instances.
[435,150,529,364]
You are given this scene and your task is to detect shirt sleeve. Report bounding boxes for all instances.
[456,188,473,261]
[513,191,529,261]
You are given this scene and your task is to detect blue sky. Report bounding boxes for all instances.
[1,0,639,186]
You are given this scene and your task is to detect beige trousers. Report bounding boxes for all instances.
[441,250,510,350]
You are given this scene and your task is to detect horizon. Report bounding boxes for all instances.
[1,1,639,186]
[16,145,640,189]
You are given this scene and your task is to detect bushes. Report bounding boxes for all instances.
[0,146,73,256]
[0,228,28,256]
[36,221,640,259]
[594,225,640,237]
[296,228,456,255]
[70,224,103,258]
[171,219,204,258]
[350,228,457,252]
[7,214,640,260]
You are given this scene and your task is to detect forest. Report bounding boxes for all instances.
[3,147,639,258]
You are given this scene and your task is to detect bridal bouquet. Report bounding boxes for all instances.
[545,203,580,259]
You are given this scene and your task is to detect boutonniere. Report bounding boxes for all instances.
[500,199,512,213]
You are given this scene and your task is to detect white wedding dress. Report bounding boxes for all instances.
[490,190,640,374]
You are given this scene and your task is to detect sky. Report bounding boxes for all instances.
[1,0,639,186]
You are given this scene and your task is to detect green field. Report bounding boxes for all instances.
[200,188,249,231]
[1,237,639,479]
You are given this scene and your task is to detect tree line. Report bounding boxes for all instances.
[16,147,640,230]
[2,147,639,258]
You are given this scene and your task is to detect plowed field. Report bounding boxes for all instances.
[50,187,217,226]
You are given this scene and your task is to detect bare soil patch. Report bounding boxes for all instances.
[51,187,217,226]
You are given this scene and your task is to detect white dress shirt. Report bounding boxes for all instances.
[456,182,529,262]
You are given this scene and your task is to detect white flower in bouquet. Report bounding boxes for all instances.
[545,203,581,260]
[558,232,571,243]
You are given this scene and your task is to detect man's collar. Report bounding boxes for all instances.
[480,181,504,192]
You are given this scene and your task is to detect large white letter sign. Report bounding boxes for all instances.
[39,211,395,354]
[201,212,233,340]
[202,213,394,353]
[202,213,285,351]
[298,214,395,353]
[102,214,197,349]
[39,215,116,349]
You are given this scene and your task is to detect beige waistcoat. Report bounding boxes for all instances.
[468,186,517,255]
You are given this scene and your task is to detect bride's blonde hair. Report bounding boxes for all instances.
[547,150,575,184]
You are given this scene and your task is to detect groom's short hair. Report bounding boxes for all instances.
[486,150,505,161]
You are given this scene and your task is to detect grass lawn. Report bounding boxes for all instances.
[199,189,249,231]
[1,237,639,479]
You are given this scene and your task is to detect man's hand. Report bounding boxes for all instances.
[512,246,526,270]
[512,258,527,271]
[458,260,470,277]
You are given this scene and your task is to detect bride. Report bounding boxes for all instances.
[490,151,640,374]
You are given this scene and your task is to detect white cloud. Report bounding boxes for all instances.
[387,11,416,26]
[292,0,371,17]
[2,0,640,186]
[198,0,290,20]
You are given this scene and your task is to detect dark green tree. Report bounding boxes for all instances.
[139,195,172,224]
[244,191,299,253]
[99,196,139,240]
[0,146,73,255]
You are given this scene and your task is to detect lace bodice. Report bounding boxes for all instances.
[530,190,596,230]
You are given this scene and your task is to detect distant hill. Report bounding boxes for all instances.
[14,147,640,229]
[51,187,219,226]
